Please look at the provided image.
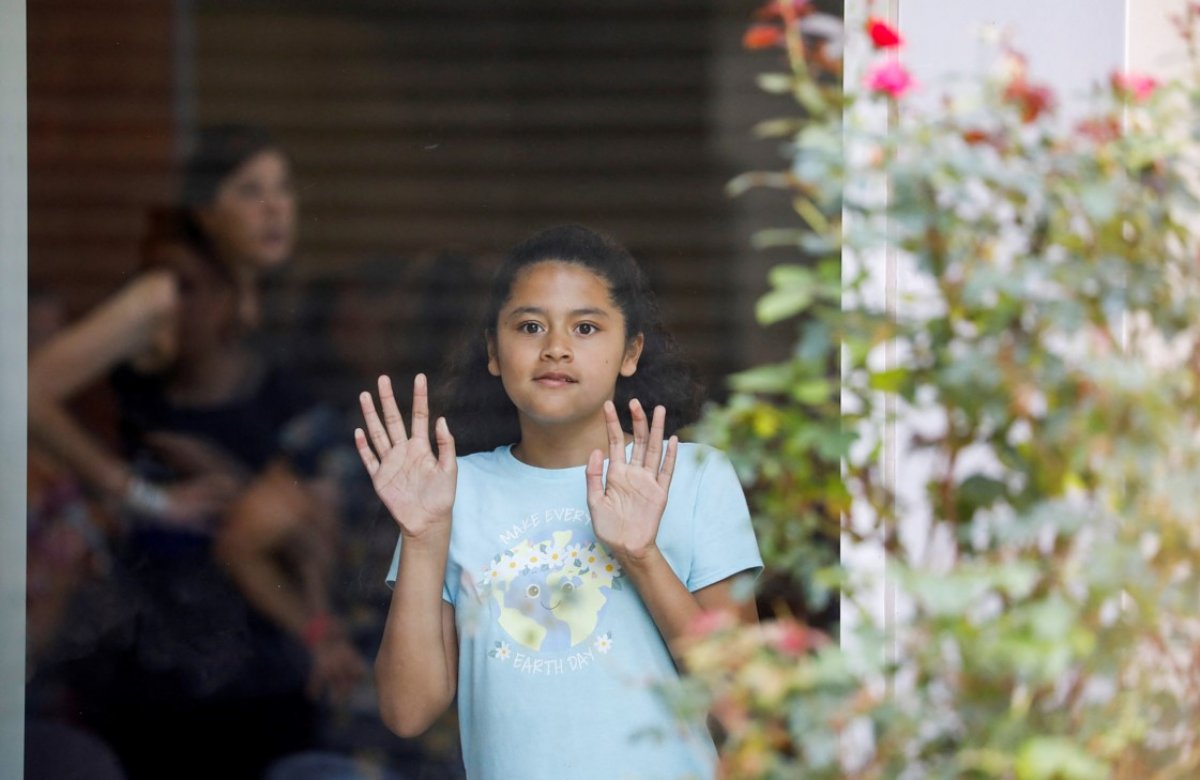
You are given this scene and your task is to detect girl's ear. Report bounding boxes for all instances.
[486,333,501,377]
[619,333,644,378]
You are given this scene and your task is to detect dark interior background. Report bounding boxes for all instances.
[30,0,814,406]
[27,0,838,774]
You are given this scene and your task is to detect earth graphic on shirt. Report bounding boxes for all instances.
[477,530,622,652]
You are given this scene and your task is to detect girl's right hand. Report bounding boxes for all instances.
[354,374,457,539]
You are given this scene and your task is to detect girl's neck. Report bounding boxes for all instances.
[511,413,631,470]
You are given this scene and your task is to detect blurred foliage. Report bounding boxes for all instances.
[681,2,1200,777]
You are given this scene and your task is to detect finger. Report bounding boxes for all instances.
[585,448,605,505]
[410,374,431,445]
[657,435,679,491]
[359,390,392,457]
[603,400,626,465]
[646,405,666,471]
[435,416,457,472]
[377,375,407,443]
[353,428,379,476]
[629,399,649,467]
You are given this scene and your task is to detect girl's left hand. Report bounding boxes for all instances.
[587,399,677,561]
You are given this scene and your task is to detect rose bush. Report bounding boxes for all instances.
[679,2,1200,777]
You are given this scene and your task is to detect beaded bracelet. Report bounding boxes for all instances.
[124,475,171,517]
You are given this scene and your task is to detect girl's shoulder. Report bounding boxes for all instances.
[671,441,731,475]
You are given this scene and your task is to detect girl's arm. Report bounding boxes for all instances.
[612,549,758,650]
[588,400,758,650]
[376,535,459,737]
[28,271,236,520]
[355,374,459,736]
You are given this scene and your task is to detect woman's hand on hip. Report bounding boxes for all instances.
[354,374,456,539]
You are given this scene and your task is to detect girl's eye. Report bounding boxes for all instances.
[576,323,597,336]
[526,584,540,598]
[518,322,543,335]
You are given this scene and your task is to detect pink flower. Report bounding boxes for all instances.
[743,24,785,50]
[763,620,810,657]
[866,17,903,49]
[687,608,737,638]
[1111,71,1158,102]
[865,59,915,98]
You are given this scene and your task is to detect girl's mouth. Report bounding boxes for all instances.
[535,373,577,386]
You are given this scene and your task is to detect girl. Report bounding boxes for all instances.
[356,224,762,780]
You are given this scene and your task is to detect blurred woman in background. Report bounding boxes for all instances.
[28,125,364,780]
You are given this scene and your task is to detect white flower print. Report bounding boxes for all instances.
[541,544,567,570]
[593,632,614,654]
[522,549,545,570]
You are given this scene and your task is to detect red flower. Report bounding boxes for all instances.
[1111,71,1158,101]
[1003,77,1055,123]
[1075,115,1121,144]
[743,24,785,50]
[962,129,989,145]
[865,59,915,98]
[754,0,812,20]
[866,17,903,49]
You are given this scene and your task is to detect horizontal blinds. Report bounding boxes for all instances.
[28,0,177,313]
[192,0,751,401]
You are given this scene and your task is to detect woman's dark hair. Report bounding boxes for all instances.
[137,207,229,282]
[180,124,281,207]
[438,223,703,455]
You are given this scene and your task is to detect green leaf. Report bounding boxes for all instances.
[868,367,909,393]
[757,285,815,324]
[790,378,831,404]
[1014,737,1109,780]
[756,72,794,94]
[729,364,792,394]
[751,228,808,250]
[1079,182,1118,221]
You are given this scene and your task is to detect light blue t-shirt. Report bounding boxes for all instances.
[386,442,762,780]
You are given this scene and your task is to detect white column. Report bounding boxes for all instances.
[0,0,27,775]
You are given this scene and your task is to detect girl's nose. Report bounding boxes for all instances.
[542,333,572,360]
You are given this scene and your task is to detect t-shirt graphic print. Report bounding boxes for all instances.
[480,529,621,663]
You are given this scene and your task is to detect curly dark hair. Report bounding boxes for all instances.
[437,224,704,455]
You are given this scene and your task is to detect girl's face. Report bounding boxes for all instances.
[487,261,643,433]
[197,149,296,271]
